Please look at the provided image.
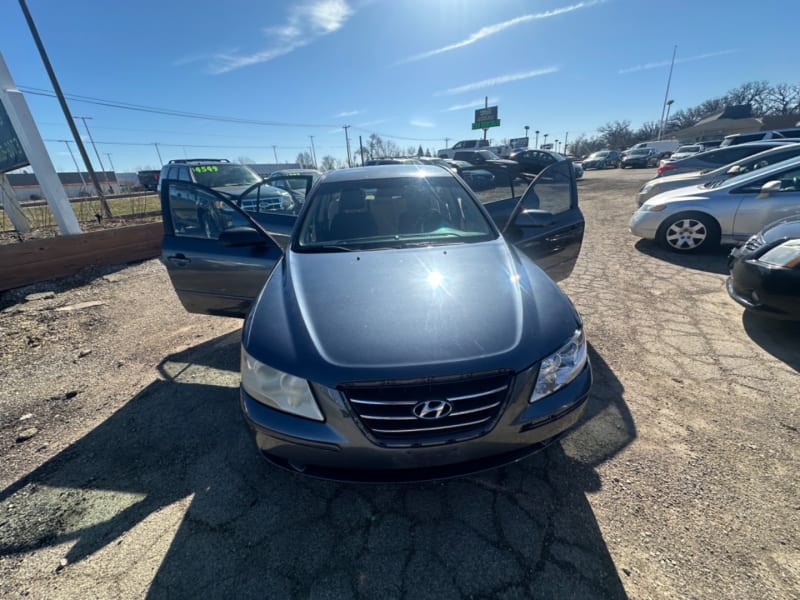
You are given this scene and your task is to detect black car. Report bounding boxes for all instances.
[727,217,800,320]
[508,148,565,177]
[452,150,522,179]
[620,148,658,168]
[582,150,622,170]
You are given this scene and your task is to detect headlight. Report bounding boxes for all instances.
[531,329,588,403]
[640,203,667,212]
[757,240,800,269]
[241,348,323,421]
[640,183,653,193]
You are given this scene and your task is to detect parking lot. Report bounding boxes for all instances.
[0,168,798,599]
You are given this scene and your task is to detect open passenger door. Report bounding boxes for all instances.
[479,161,585,281]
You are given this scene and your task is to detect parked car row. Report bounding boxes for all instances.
[628,144,800,321]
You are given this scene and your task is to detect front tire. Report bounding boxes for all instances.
[658,212,720,252]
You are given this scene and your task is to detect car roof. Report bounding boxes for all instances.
[167,158,231,164]
[268,169,321,176]
[320,165,451,183]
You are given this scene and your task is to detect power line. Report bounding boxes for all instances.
[20,85,445,143]
[43,138,345,150]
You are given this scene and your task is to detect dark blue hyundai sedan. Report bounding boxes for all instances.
[160,163,591,481]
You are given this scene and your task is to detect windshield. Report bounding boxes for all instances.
[294,176,496,251]
[677,146,701,153]
[590,152,609,158]
[629,149,650,156]
[477,150,501,159]
[191,164,262,187]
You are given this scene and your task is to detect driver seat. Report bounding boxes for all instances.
[329,188,377,240]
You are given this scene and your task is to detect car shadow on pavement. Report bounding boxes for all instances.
[741,311,800,372]
[633,239,731,275]
[0,336,635,599]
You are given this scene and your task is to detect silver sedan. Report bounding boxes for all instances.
[629,156,800,252]
[636,143,800,206]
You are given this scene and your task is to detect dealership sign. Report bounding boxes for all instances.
[472,106,500,130]
[0,97,28,174]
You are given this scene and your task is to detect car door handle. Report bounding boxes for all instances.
[167,253,191,267]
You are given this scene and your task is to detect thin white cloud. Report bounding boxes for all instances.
[356,119,387,127]
[335,110,361,117]
[208,1,354,74]
[437,68,559,96]
[443,97,500,112]
[410,119,435,128]
[619,49,739,74]
[397,0,603,64]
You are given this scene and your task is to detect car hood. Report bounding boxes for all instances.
[761,217,800,243]
[243,239,579,386]
[641,183,713,207]
[650,170,707,185]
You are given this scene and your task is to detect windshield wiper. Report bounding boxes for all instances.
[306,244,354,252]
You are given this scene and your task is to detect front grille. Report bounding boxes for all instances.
[341,373,513,447]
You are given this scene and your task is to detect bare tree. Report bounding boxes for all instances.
[635,121,661,141]
[724,80,771,116]
[766,83,800,115]
[295,151,314,168]
[320,155,339,171]
[597,120,635,150]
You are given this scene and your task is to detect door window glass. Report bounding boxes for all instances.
[168,183,251,240]
[734,167,800,194]
[522,161,573,214]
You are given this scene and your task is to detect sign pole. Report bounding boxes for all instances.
[0,53,80,234]
[0,173,31,233]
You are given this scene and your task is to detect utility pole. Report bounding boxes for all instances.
[343,125,352,167]
[153,143,163,166]
[658,45,677,141]
[359,135,366,167]
[74,115,108,185]
[444,137,450,149]
[105,152,115,173]
[309,135,317,168]
[563,131,569,155]
[535,130,540,148]
[62,140,86,193]
[18,0,111,218]
[272,145,278,163]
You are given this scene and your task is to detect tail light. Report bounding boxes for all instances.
[658,164,677,176]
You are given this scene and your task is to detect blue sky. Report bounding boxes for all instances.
[1,0,796,172]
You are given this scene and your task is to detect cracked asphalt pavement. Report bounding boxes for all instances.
[1,169,798,598]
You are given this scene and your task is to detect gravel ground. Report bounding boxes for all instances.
[0,169,798,599]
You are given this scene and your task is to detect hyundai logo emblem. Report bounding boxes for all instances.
[412,399,453,420]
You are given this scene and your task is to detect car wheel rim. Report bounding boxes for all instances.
[665,219,707,250]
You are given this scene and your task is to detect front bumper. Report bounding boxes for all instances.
[241,362,592,482]
[726,252,800,320]
[628,210,664,239]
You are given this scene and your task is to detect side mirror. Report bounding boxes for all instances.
[218,226,266,246]
[759,180,782,197]
[726,165,745,176]
[514,209,555,228]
